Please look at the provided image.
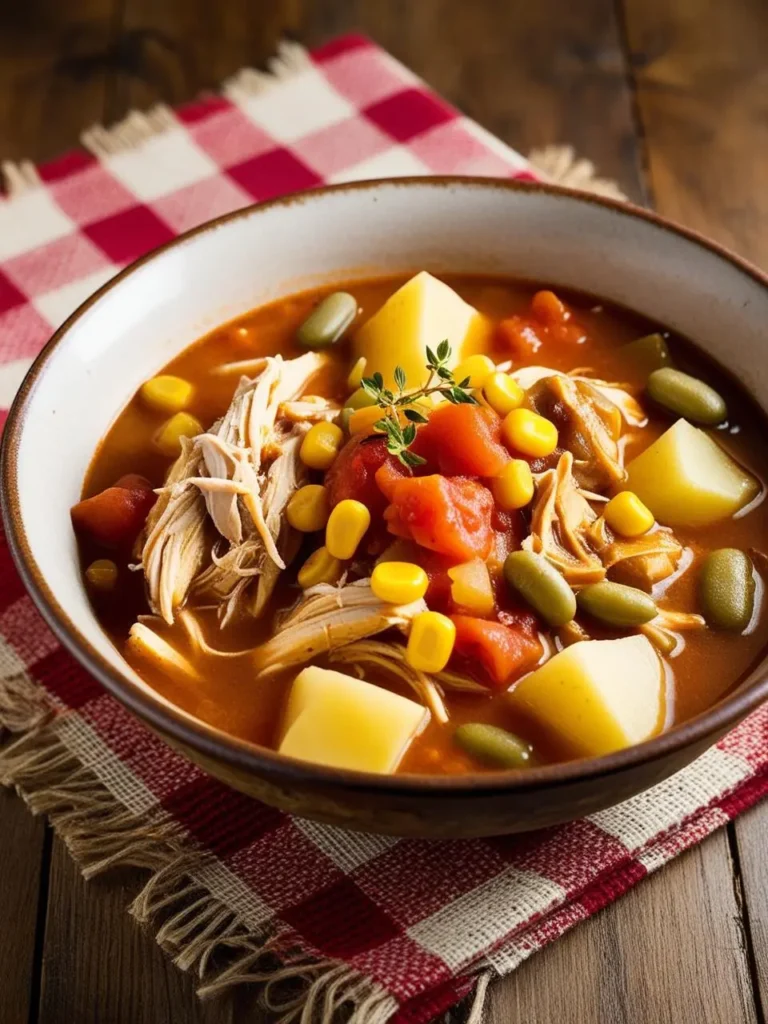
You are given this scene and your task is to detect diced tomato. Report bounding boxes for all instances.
[384,476,494,561]
[413,403,510,478]
[451,615,543,688]
[489,507,525,574]
[375,459,410,502]
[115,473,153,492]
[496,315,544,360]
[71,483,156,549]
[530,289,568,326]
[498,291,585,359]
[498,607,540,637]
[325,436,405,517]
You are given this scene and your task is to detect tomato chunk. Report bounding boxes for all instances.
[451,615,543,688]
[384,476,494,561]
[115,473,153,492]
[325,436,405,517]
[497,291,585,358]
[375,459,410,502]
[71,483,156,549]
[413,403,510,477]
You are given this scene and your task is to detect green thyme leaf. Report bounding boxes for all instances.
[437,339,451,362]
[436,366,453,381]
[394,366,406,392]
[401,450,427,468]
[403,408,429,424]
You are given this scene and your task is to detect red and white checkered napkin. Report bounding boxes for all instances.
[0,33,766,1024]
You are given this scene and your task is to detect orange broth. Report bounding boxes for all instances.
[79,275,768,774]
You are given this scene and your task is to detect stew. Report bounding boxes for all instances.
[72,273,768,775]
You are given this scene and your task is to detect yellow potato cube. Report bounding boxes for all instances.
[353,271,490,390]
[508,635,664,758]
[625,418,759,527]
[279,666,428,773]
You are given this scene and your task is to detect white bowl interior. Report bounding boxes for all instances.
[13,180,768,715]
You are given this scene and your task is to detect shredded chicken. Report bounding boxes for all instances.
[137,439,208,623]
[587,516,684,591]
[127,621,202,681]
[526,374,627,491]
[137,352,327,625]
[511,366,646,427]
[253,580,427,678]
[523,452,606,584]
[329,640,448,723]
[640,609,706,656]
[279,397,340,423]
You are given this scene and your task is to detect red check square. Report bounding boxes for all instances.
[0,269,25,314]
[364,88,456,142]
[227,148,323,202]
[84,205,176,264]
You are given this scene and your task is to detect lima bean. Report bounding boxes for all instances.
[577,581,657,627]
[699,548,755,631]
[454,723,533,769]
[646,367,726,426]
[297,292,358,349]
[622,333,672,377]
[503,550,576,627]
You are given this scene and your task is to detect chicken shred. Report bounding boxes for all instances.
[523,452,606,584]
[253,580,427,678]
[136,352,327,624]
[587,516,683,591]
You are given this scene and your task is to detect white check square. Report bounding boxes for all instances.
[239,68,354,142]
[0,190,74,260]
[105,131,219,201]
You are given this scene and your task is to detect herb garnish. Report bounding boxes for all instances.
[360,341,478,467]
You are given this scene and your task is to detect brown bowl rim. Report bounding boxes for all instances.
[3,175,768,798]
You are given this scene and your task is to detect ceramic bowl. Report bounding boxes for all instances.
[3,178,768,838]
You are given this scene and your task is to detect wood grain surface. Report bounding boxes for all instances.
[0,0,766,1022]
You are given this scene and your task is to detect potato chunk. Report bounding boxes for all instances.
[507,635,664,758]
[279,666,428,773]
[353,271,489,390]
[625,418,759,527]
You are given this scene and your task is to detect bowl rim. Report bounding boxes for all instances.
[3,174,768,797]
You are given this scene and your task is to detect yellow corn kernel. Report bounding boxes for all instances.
[371,561,429,605]
[349,405,386,436]
[483,372,524,416]
[286,484,329,532]
[300,422,344,470]
[325,499,371,560]
[140,375,194,415]
[492,459,535,510]
[453,354,496,389]
[298,546,344,589]
[604,490,655,538]
[154,412,203,456]
[502,408,558,458]
[347,356,367,391]
[406,611,456,674]
[85,559,118,592]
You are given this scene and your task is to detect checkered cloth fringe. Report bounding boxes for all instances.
[0,34,766,1024]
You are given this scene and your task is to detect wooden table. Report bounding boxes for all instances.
[1,1,767,1022]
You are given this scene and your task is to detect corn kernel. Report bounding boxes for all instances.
[298,546,344,589]
[140,375,194,415]
[349,405,386,436]
[406,611,456,674]
[286,484,329,532]
[453,354,496,389]
[483,372,524,416]
[154,412,203,456]
[325,499,371,560]
[85,559,118,592]
[492,459,534,510]
[604,490,655,538]
[300,422,344,470]
[502,408,558,458]
[371,561,429,605]
[347,356,367,391]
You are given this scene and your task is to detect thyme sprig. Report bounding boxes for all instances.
[360,340,478,467]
